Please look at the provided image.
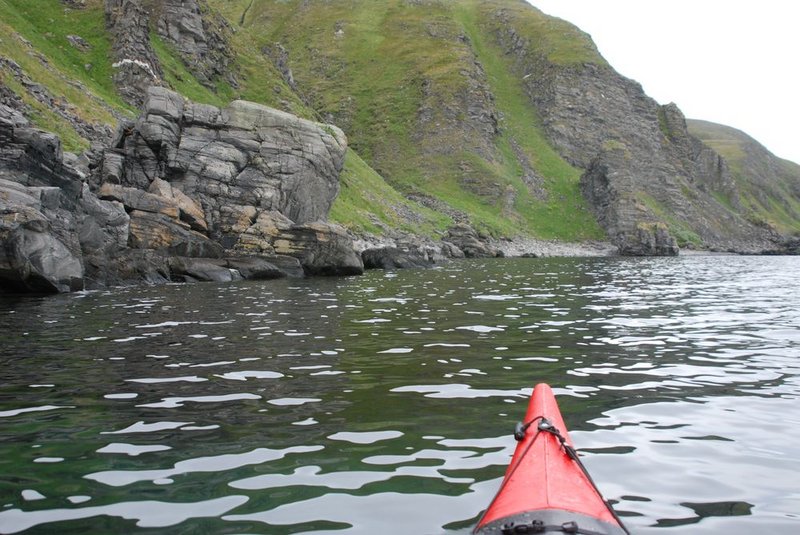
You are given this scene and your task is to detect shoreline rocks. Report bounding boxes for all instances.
[0,88,363,293]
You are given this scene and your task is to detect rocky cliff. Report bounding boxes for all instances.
[687,119,800,237]
[105,0,235,108]
[0,87,363,292]
[489,6,785,254]
[1,0,799,293]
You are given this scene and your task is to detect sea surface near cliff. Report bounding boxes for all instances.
[1,256,798,534]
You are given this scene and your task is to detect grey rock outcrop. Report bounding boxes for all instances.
[104,0,236,108]
[0,179,85,293]
[263,43,299,94]
[105,0,165,107]
[232,210,363,276]
[443,223,502,258]
[102,88,362,278]
[580,148,679,256]
[273,222,364,276]
[0,87,361,293]
[362,246,436,270]
[107,87,360,276]
[1,104,93,292]
[0,101,179,291]
[116,88,346,226]
[167,255,299,283]
[155,0,238,90]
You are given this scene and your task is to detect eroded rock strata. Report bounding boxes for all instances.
[0,88,362,293]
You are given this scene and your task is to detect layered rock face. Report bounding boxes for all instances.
[688,118,800,224]
[105,0,236,107]
[0,88,362,293]
[155,0,237,90]
[493,9,783,254]
[105,0,165,108]
[112,88,346,227]
[531,62,776,253]
[414,30,500,164]
[1,103,101,292]
[579,148,678,256]
[106,87,362,279]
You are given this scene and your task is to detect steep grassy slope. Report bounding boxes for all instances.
[454,1,602,238]
[688,119,800,234]
[0,0,124,107]
[330,149,451,235]
[0,0,130,150]
[213,0,604,239]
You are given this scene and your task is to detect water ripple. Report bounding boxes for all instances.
[2,256,799,533]
[85,446,324,487]
[0,496,249,533]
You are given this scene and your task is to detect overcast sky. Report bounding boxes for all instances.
[528,0,800,164]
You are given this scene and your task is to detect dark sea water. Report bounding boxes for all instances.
[0,256,798,534]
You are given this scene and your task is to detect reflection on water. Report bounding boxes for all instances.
[1,256,799,534]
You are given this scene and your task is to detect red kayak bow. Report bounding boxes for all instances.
[475,383,629,535]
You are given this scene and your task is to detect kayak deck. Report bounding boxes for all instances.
[474,384,628,534]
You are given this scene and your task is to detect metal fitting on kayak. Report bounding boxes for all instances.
[514,417,562,442]
[514,416,547,441]
[561,521,579,533]
[500,519,585,534]
[501,519,545,534]
[514,421,528,441]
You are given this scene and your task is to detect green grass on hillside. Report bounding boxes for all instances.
[0,0,130,111]
[228,0,463,215]
[150,31,234,108]
[457,1,603,239]
[330,149,451,235]
[206,0,316,118]
[0,0,133,150]
[739,188,800,234]
[689,120,800,234]
[478,0,606,66]
[233,0,605,240]
[0,73,88,152]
